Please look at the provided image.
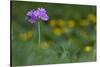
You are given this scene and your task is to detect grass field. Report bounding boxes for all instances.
[11,1,96,66]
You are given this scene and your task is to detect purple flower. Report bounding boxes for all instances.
[26,9,37,23]
[36,8,49,21]
[26,8,49,24]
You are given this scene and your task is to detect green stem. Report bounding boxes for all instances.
[38,21,40,46]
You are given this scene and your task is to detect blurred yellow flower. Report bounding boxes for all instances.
[57,19,65,27]
[67,20,75,28]
[88,14,96,23]
[52,28,63,36]
[19,31,33,41]
[80,20,89,26]
[84,46,92,52]
[49,20,56,27]
[62,27,69,33]
[41,42,50,49]
[27,31,33,39]
[19,33,27,41]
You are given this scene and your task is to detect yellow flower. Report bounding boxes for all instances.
[19,31,33,41]
[52,28,63,36]
[57,19,65,27]
[84,46,92,52]
[49,20,56,27]
[27,31,33,39]
[62,27,69,33]
[88,14,96,23]
[41,42,50,49]
[19,33,27,41]
[67,20,75,28]
[80,19,89,26]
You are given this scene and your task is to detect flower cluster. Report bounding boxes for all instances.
[26,8,49,24]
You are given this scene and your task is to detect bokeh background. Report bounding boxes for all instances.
[11,1,96,66]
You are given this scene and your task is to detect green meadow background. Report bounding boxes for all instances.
[11,1,96,66]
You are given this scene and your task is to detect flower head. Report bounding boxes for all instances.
[84,46,92,52]
[36,8,49,21]
[26,9,37,24]
[26,8,49,24]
